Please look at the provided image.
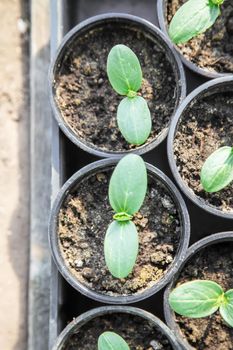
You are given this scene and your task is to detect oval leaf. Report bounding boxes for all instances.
[200,146,233,193]
[220,290,233,328]
[98,332,130,350]
[107,44,142,95]
[104,221,138,278]
[168,0,220,44]
[169,280,224,318]
[109,154,147,215]
[117,96,152,145]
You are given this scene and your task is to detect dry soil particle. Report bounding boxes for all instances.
[167,0,233,73]
[54,23,178,152]
[173,87,233,213]
[174,242,233,350]
[61,313,173,350]
[58,167,181,296]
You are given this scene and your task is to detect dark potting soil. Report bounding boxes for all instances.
[58,168,181,296]
[54,23,178,152]
[62,313,173,350]
[173,88,233,213]
[167,0,233,73]
[174,242,233,350]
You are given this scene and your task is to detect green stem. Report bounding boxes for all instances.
[113,212,133,222]
[127,90,137,98]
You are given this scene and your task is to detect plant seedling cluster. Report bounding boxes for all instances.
[107,44,152,145]
[169,0,225,44]
[98,331,130,350]
[200,146,233,193]
[104,154,147,278]
[169,280,233,327]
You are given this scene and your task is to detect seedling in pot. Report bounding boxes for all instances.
[107,44,152,145]
[104,154,147,278]
[169,280,233,327]
[98,331,130,350]
[169,0,225,44]
[200,146,233,192]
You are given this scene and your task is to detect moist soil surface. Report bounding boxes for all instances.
[173,86,233,213]
[62,313,173,350]
[174,242,233,350]
[55,23,178,152]
[167,0,233,73]
[58,167,181,296]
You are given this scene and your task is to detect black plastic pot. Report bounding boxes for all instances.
[52,305,182,349]
[49,158,190,304]
[167,76,233,219]
[49,13,186,158]
[157,0,230,79]
[164,231,233,350]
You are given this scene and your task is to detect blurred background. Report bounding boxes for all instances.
[0,0,29,349]
[0,0,51,347]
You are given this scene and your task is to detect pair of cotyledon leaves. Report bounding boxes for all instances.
[169,280,233,328]
[97,281,233,350]
[107,44,152,146]
[98,332,130,350]
[104,149,233,280]
[169,0,224,44]
[104,154,147,279]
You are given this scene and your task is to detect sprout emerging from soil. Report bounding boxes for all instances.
[200,146,233,192]
[169,0,225,44]
[107,44,152,145]
[98,331,130,350]
[169,280,233,327]
[104,154,147,278]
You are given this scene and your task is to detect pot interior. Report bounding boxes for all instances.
[52,17,183,153]
[168,238,233,349]
[56,309,176,350]
[54,163,186,299]
[164,0,233,74]
[173,80,233,215]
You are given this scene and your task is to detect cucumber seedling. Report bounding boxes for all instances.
[107,44,152,146]
[98,331,130,350]
[104,154,147,278]
[200,146,233,193]
[169,280,233,327]
[169,0,225,44]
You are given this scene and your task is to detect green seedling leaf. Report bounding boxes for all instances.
[211,0,224,4]
[98,331,130,350]
[104,220,138,278]
[220,290,233,327]
[107,44,142,96]
[168,0,221,44]
[117,96,152,145]
[169,280,224,318]
[200,146,233,193]
[109,154,147,215]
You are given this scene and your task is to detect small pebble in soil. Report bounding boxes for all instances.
[150,340,164,350]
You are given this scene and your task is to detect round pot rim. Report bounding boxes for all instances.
[52,305,182,350]
[157,0,231,79]
[167,76,233,219]
[48,12,186,158]
[48,158,190,304]
[164,231,233,350]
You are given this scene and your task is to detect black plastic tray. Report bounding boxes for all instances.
[49,0,233,348]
